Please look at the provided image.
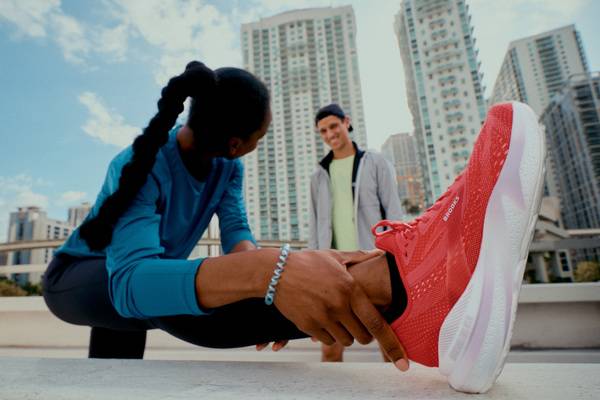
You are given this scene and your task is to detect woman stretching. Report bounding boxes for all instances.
[43,61,546,394]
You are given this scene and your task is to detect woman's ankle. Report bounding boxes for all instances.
[348,252,408,322]
[347,254,392,308]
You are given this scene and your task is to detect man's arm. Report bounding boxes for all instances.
[375,155,404,221]
[308,171,319,250]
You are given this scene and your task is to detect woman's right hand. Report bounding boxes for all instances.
[274,250,408,370]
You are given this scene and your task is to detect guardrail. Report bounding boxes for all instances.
[0,239,308,276]
[2,235,600,280]
[0,238,308,253]
[0,264,44,275]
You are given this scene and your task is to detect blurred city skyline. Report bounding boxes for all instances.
[1,0,599,241]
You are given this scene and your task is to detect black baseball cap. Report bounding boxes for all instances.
[315,103,353,132]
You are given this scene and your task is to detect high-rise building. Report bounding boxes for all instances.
[241,6,368,241]
[381,132,425,213]
[67,202,92,227]
[490,25,589,116]
[490,25,590,202]
[540,72,600,262]
[5,207,73,285]
[395,0,487,204]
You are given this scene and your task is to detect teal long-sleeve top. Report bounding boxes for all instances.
[56,126,256,319]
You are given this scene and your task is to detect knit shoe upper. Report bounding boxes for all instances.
[371,103,514,367]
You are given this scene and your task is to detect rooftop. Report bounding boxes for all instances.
[2,358,598,399]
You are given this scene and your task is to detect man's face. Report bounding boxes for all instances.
[317,115,352,151]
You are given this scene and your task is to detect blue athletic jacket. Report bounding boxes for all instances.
[56,126,255,318]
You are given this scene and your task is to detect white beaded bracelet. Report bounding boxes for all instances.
[264,243,290,305]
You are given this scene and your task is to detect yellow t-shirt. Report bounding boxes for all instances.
[329,155,358,251]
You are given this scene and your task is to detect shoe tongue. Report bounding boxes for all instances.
[374,229,398,255]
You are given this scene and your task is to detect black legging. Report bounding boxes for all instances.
[42,254,307,359]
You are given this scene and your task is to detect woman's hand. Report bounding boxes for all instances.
[326,248,385,267]
[274,249,408,370]
[196,247,408,370]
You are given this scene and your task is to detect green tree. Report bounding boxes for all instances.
[0,278,27,296]
[22,282,43,296]
[402,198,422,216]
[401,198,411,209]
[574,261,600,282]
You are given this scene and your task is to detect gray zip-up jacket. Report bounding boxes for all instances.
[308,142,404,250]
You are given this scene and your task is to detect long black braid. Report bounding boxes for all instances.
[79,61,216,250]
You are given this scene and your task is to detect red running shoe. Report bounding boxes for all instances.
[372,102,545,393]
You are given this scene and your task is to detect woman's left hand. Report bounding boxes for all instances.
[327,249,385,267]
[254,251,381,353]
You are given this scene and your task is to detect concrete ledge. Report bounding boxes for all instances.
[518,282,600,303]
[2,282,597,312]
[1,358,598,399]
[0,296,49,312]
[2,283,599,350]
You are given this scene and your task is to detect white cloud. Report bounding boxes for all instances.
[0,175,50,242]
[155,51,203,88]
[0,0,127,64]
[95,24,129,62]
[0,0,591,151]
[79,91,139,148]
[245,0,326,18]
[58,191,87,206]
[49,12,90,64]
[109,0,240,85]
[349,0,411,150]
[0,0,60,38]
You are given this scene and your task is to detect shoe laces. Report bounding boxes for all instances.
[371,173,464,242]
[372,197,445,241]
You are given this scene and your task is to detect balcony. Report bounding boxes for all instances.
[428,50,462,64]
[441,87,459,98]
[443,99,461,110]
[438,74,456,86]
[428,18,446,30]
[445,111,464,123]
[425,38,460,54]
[454,163,466,175]
[450,137,468,147]
[447,124,465,135]
[430,29,448,41]
[452,149,470,161]
[431,62,462,75]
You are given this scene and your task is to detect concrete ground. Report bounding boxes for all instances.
[2,340,600,364]
[2,357,599,400]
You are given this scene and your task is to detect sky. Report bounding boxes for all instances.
[0,0,599,241]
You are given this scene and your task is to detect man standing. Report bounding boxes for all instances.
[308,104,403,362]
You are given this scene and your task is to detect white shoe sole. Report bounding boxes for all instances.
[437,102,546,393]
